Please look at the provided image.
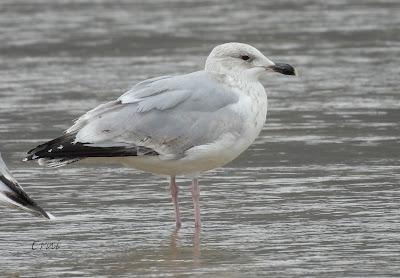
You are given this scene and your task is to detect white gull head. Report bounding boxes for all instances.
[205,42,296,80]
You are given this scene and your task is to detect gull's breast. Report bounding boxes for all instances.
[229,78,268,132]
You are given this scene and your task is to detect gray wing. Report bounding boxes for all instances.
[68,71,242,157]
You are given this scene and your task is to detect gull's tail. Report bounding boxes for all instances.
[0,153,54,220]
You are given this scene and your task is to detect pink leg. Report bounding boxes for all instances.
[191,178,201,228]
[169,176,181,228]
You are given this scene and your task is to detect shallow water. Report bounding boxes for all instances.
[1,0,400,277]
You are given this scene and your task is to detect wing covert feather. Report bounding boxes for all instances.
[71,71,242,155]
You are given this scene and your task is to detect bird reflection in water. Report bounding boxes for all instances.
[168,227,201,268]
[103,228,204,275]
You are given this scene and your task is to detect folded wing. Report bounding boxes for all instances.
[25,71,241,166]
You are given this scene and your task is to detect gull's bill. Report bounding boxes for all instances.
[266,63,297,76]
[0,153,54,220]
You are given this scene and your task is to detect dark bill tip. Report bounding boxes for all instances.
[268,63,297,76]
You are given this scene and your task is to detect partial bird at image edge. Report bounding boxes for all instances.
[0,153,54,220]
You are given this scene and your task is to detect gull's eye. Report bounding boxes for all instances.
[241,55,250,61]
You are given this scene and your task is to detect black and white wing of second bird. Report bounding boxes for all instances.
[0,153,53,219]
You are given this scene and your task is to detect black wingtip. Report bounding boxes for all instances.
[24,133,158,165]
[0,154,54,220]
[1,176,52,220]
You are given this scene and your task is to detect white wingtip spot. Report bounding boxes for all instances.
[46,212,56,221]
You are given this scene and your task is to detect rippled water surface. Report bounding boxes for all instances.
[1,0,399,277]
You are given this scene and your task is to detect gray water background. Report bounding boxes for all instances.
[0,0,399,277]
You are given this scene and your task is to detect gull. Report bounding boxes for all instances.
[24,42,296,228]
[0,153,53,219]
